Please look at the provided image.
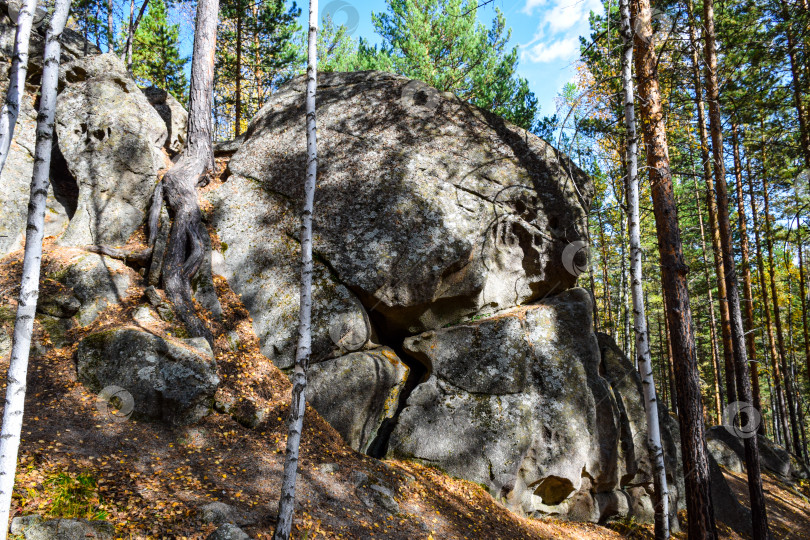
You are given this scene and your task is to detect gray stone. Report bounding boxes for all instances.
[594,491,629,521]
[50,253,131,326]
[204,175,369,370]
[141,86,187,155]
[308,347,409,453]
[207,70,591,366]
[22,518,114,540]
[133,306,159,326]
[199,501,255,527]
[0,327,10,359]
[10,514,43,535]
[76,328,219,425]
[388,289,619,516]
[37,292,80,318]
[55,54,167,248]
[707,438,745,473]
[0,85,69,258]
[206,523,250,540]
[706,425,798,480]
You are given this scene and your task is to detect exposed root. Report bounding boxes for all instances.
[83,245,153,268]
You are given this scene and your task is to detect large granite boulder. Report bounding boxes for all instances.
[141,86,187,155]
[54,53,167,247]
[307,347,409,453]
[216,70,591,346]
[77,328,219,425]
[387,289,622,518]
[706,425,809,481]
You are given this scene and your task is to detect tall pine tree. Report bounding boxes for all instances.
[131,0,188,101]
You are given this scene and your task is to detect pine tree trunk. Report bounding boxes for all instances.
[154,0,218,345]
[630,0,714,535]
[0,0,72,533]
[618,0,670,533]
[273,1,318,538]
[731,124,763,433]
[107,0,114,53]
[763,175,802,457]
[748,165,791,447]
[692,172,724,424]
[702,0,769,534]
[235,9,242,137]
[0,0,38,175]
[797,234,810,402]
[779,4,810,171]
[596,209,615,336]
[661,294,678,414]
[685,0,736,405]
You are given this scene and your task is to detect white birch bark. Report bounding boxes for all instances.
[0,0,38,174]
[0,0,72,534]
[273,0,318,538]
[619,0,670,537]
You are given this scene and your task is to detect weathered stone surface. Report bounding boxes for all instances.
[76,328,219,425]
[388,289,619,517]
[204,175,369,369]
[55,53,166,247]
[0,86,69,258]
[706,425,802,480]
[49,252,132,326]
[707,437,744,473]
[22,518,114,540]
[10,514,43,535]
[307,347,409,453]
[206,523,250,540]
[223,71,591,338]
[142,86,187,154]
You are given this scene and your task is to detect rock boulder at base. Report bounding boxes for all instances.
[77,328,219,425]
[216,70,592,346]
[388,288,622,519]
[307,347,409,453]
[55,53,167,247]
[21,518,114,540]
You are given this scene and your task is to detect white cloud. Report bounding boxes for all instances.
[524,37,579,63]
[522,0,548,15]
[544,0,592,32]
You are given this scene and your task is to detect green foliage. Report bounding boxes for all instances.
[370,0,538,129]
[45,471,108,519]
[215,0,302,138]
[131,0,188,101]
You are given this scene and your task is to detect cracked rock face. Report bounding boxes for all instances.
[54,53,167,247]
[388,289,685,524]
[223,70,592,337]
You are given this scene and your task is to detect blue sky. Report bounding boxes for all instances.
[304,0,604,117]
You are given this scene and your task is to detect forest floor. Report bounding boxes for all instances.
[0,241,807,539]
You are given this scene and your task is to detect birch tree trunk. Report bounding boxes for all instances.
[273,1,318,538]
[0,0,38,175]
[618,0,669,535]
[630,0,715,535]
[123,0,150,72]
[0,0,71,534]
[702,0,769,534]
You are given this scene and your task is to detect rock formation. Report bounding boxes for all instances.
[0,17,755,529]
